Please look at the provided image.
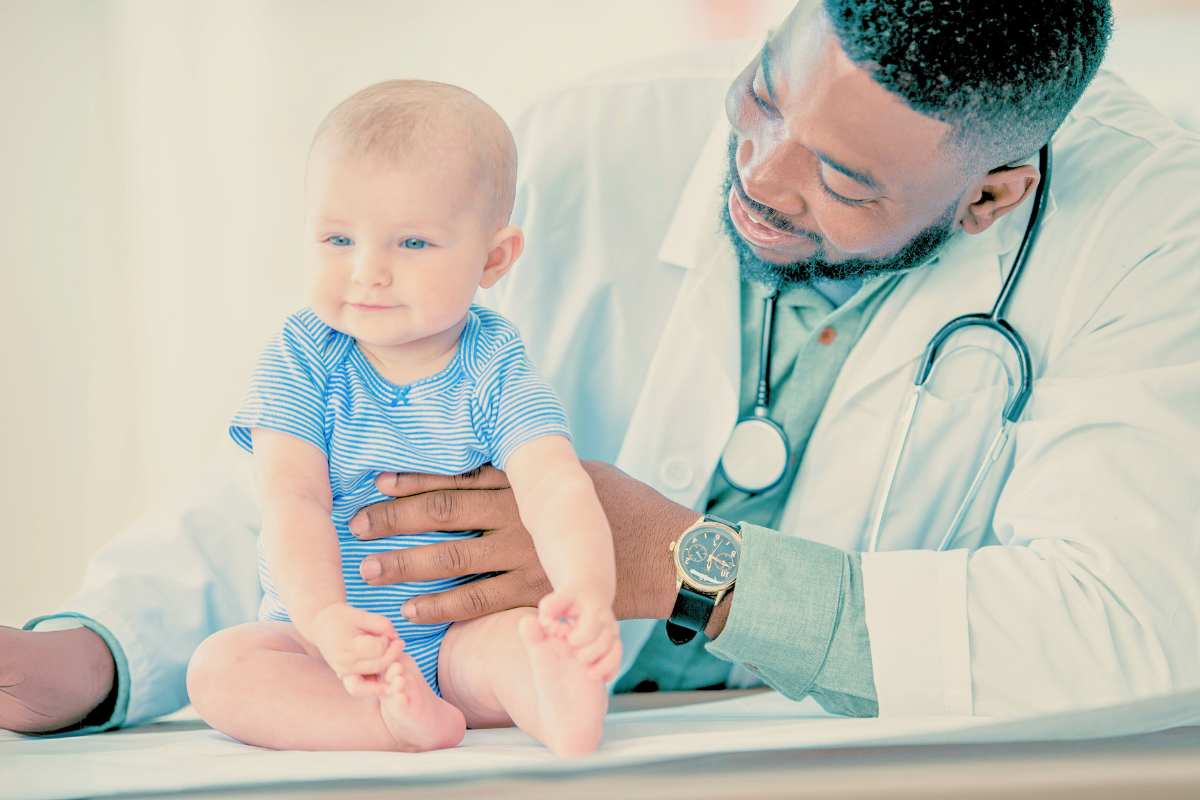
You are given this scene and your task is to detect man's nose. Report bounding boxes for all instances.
[740,136,807,218]
[350,248,392,286]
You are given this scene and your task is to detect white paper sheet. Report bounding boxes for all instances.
[4,689,1200,800]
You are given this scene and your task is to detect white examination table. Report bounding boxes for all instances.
[5,687,1200,800]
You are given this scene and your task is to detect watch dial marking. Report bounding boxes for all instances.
[677,526,740,586]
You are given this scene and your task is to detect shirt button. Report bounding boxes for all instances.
[660,456,694,491]
[818,326,837,345]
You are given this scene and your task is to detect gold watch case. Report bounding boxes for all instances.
[668,517,742,599]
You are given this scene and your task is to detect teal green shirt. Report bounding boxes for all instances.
[616,276,900,717]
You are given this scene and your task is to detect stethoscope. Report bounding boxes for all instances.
[718,144,1051,554]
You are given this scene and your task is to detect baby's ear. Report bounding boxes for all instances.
[480,225,524,289]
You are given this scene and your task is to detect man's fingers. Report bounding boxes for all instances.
[400,572,548,625]
[374,465,511,498]
[361,534,505,586]
[351,488,517,540]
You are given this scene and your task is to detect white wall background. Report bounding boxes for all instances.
[1,0,1198,628]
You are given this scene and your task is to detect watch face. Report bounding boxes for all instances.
[675,525,740,590]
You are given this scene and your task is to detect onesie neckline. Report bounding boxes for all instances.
[345,310,479,406]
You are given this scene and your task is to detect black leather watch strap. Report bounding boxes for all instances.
[666,587,716,645]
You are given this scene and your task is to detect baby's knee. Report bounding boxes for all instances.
[186,625,275,707]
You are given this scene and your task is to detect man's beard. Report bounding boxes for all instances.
[720,134,961,290]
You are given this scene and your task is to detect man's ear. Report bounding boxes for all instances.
[480,225,524,289]
[960,164,1041,235]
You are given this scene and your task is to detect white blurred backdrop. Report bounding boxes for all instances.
[2,0,1198,627]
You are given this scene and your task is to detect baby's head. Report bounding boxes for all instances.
[303,80,520,349]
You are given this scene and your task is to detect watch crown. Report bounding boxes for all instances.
[668,541,675,552]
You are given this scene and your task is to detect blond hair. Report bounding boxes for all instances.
[310,80,517,224]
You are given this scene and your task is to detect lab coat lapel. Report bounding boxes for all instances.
[614,120,740,510]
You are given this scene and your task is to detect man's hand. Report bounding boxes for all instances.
[349,461,700,627]
[0,625,116,733]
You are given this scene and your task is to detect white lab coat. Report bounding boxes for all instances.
[58,40,1200,723]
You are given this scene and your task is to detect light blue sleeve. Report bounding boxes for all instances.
[471,324,572,471]
[229,310,333,457]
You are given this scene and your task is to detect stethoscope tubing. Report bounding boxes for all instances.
[914,145,1050,425]
[867,143,1050,552]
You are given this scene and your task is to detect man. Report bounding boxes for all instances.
[6,0,1200,733]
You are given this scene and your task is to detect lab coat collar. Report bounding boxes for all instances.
[657,116,733,272]
[614,115,741,509]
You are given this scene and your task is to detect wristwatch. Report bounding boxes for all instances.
[666,514,742,645]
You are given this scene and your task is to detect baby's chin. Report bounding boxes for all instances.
[309,304,398,342]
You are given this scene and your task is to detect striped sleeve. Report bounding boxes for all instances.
[472,332,572,472]
[229,311,332,458]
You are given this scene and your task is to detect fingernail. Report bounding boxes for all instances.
[360,559,381,580]
[348,513,368,537]
[400,602,416,620]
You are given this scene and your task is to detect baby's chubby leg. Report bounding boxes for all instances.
[187,621,464,751]
[438,608,608,758]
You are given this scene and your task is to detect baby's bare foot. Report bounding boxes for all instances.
[517,614,608,758]
[377,654,466,752]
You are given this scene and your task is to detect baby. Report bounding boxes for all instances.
[186,80,620,758]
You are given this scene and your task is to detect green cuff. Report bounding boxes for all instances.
[24,612,130,736]
[706,524,878,716]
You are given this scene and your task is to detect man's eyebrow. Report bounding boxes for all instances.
[812,149,883,192]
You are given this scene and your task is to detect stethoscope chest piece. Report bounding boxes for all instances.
[718,289,791,494]
[719,414,789,493]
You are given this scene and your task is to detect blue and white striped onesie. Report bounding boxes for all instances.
[230,305,571,692]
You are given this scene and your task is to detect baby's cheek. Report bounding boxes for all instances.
[426,258,483,317]
[306,280,346,332]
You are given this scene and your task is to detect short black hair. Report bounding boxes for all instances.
[823,0,1113,169]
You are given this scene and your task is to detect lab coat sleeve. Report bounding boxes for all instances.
[30,442,263,727]
[862,140,1200,717]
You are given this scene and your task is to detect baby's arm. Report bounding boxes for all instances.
[251,427,405,695]
[503,434,621,681]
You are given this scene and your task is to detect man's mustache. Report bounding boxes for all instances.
[727,154,820,243]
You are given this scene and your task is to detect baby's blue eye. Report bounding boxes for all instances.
[328,235,353,247]
[401,238,427,250]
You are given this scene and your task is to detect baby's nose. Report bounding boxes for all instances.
[351,252,393,285]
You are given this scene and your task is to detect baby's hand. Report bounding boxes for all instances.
[310,603,407,697]
[537,585,623,682]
